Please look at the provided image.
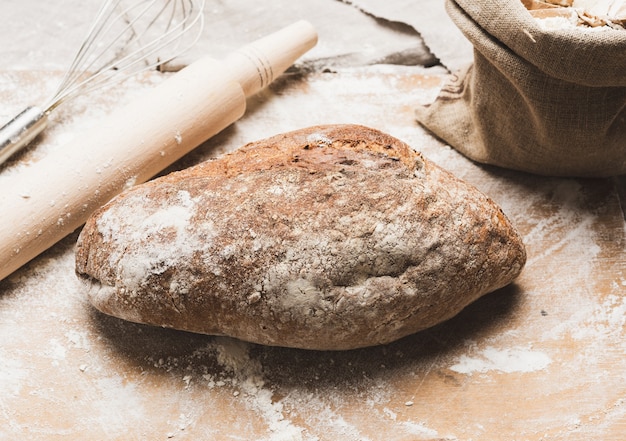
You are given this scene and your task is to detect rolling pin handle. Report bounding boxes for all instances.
[0,106,48,166]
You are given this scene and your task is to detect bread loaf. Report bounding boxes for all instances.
[75,124,526,350]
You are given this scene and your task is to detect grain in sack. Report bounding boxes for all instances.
[416,0,626,177]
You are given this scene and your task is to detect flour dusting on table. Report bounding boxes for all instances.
[0,66,625,440]
[449,346,552,375]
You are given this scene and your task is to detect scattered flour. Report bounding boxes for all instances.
[449,346,552,375]
[306,132,333,147]
[570,294,626,341]
[91,376,147,437]
[202,337,309,441]
[65,329,91,352]
[0,350,27,397]
[401,421,440,438]
[45,338,67,365]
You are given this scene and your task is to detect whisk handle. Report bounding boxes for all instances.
[0,106,48,165]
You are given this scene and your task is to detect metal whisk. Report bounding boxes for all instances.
[0,0,204,166]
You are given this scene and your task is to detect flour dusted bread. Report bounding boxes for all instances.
[75,124,526,350]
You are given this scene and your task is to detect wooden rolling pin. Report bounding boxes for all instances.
[0,20,318,282]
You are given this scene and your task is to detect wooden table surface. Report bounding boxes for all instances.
[1,2,625,440]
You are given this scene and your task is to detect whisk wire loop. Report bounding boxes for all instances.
[0,0,204,166]
[45,0,205,112]
[52,0,126,106]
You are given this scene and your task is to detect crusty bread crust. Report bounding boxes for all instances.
[76,124,526,350]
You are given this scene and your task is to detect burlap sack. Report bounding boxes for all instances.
[416,0,626,177]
